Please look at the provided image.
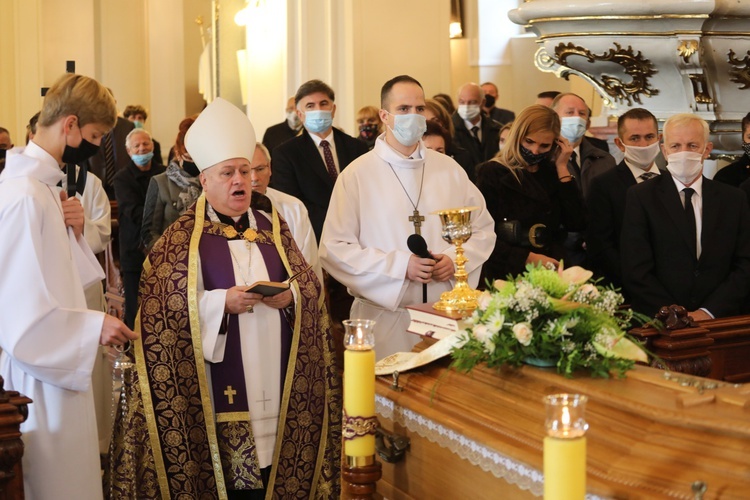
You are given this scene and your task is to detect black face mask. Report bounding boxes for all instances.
[359,124,379,141]
[62,137,100,164]
[0,149,6,163]
[519,144,550,166]
[743,142,750,160]
[182,160,201,177]
[484,94,496,109]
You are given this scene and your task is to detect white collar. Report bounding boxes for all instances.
[672,173,703,197]
[374,134,425,168]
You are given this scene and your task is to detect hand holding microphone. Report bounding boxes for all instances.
[407,234,436,302]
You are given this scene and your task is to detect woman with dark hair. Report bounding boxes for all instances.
[422,120,451,154]
[424,98,474,180]
[141,116,202,250]
[476,105,586,282]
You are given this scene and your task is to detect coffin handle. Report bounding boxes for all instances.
[375,427,410,463]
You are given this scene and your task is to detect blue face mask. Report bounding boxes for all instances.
[560,116,587,144]
[133,120,144,129]
[387,112,427,147]
[131,151,154,166]
[304,110,333,134]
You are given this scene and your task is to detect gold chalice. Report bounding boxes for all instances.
[432,206,481,317]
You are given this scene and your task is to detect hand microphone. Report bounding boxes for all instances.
[66,163,77,198]
[407,234,434,303]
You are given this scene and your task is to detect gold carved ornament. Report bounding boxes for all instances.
[677,40,699,63]
[727,49,750,90]
[553,42,659,106]
[342,410,379,441]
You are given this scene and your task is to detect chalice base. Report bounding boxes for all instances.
[433,283,480,318]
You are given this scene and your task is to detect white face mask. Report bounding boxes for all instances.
[666,150,704,185]
[560,116,587,144]
[623,142,660,171]
[387,112,427,147]
[286,111,301,130]
[457,104,481,122]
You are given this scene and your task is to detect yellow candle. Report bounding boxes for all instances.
[544,436,586,500]
[344,347,376,457]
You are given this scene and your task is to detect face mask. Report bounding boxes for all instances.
[742,142,750,159]
[666,150,704,185]
[484,94,496,109]
[131,151,154,166]
[133,120,144,129]
[457,104,481,122]
[519,145,550,166]
[560,116,587,144]
[62,122,100,164]
[387,112,427,147]
[286,111,301,130]
[182,160,200,177]
[623,141,660,171]
[304,110,333,134]
[359,124,379,141]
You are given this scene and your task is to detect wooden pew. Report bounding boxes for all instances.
[0,376,31,500]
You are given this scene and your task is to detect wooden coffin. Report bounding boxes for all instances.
[374,344,750,499]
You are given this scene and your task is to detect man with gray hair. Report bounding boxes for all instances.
[451,82,502,180]
[113,128,165,327]
[621,113,750,318]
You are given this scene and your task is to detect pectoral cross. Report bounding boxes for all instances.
[224,385,237,405]
[409,209,425,235]
[256,391,271,411]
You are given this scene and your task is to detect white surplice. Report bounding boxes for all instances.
[197,209,292,468]
[319,135,496,360]
[0,142,106,500]
[265,187,324,286]
[61,166,114,454]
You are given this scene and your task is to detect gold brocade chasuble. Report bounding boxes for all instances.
[108,193,342,499]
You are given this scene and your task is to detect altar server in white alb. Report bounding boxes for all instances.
[320,75,495,360]
[0,73,137,500]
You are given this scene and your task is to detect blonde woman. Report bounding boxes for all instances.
[475,105,585,281]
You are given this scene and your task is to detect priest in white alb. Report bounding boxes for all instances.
[319,75,496,360]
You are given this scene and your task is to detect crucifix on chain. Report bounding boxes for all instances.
[409,209,425,235]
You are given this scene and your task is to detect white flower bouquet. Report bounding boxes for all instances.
[451,264,649,378]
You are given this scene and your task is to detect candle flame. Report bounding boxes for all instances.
[356,327,364,345]
[561,406,571,434]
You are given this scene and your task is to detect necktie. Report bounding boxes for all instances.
[639,172,658,182]
[569,151,581,177]
[103,132,116,185]
[471,126,481,146]
[683,187,697,258]
[320,140,337,182]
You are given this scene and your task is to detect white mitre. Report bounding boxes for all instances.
[184,97,256,171]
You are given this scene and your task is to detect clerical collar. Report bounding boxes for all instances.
[206,202,257,233]
[374,135,425,169]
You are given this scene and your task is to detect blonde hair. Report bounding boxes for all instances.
[424,98,455,137]
[38,74,117,129]
[493,105,560,180]
[662,113,709,144]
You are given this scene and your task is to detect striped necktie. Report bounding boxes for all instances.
[103,132,116,185]
[320,140,338,181]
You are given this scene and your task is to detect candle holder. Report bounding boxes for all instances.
[342,319,381,498]
[543,394,588,500]
[432,206,481,317]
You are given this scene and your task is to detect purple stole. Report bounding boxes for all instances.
[199,210,292,490]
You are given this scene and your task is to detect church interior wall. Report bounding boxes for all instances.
[0,0,616,151]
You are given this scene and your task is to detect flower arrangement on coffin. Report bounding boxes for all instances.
[451,264,649,378]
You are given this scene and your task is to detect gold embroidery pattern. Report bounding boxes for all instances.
[216,421,263,490]
[109,200,342,499]
[342,410,379,440]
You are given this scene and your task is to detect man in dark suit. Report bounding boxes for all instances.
[87,115,134,198]
[262,96,302,154]
[587,108,662,290]
[552,93,616,202]
[451,82,501,181]
[480,81,515,126]
[622,113,750,319]
[271,79,368,243]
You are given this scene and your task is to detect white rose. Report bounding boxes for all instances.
[477,291,493,310]
[473,324,491,343]
[512,322,533,346]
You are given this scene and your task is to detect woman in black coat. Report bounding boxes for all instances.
[476,105,586,283]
